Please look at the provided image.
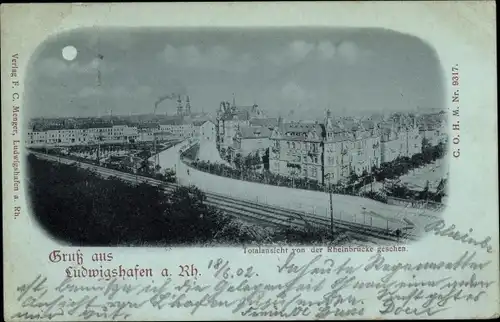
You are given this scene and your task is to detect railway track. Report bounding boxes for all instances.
[204,192,416,243]
[29,151,417,244]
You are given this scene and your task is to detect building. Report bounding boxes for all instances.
[159,118,196,138]
[380,123,404,163]
[418,111,448,147]
[269,119,324,182]
[199,120,217,143]
[215,97,266,151]
[173,95,192,117]
[268,111,407,185]
[249,117,280,129]
[137,123,160,142]
[400,115,422,158]
[323,115,382,183]
[25,124,139,147]
[25,131,47,146]
[379,114,422,163]
[90,124,138,144]
[419,121,446,147]
[234,125,272,157]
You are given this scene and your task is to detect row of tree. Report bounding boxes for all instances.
[186,141,447,205]
[29,145,177,183]
[220,148,263,170]
[188,159,327,191]
[384,178,447,203]
[371,141,447,183]
[27,155,338,246]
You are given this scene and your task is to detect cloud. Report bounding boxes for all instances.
[289,40,315,62]
[163,44,178,64]
[267,41,315,65]
[37,57,114,76]
[336,41,359,65]
[268,40,370,65]
[161,44,255,73]
[182,45,202,67]
[317,41,336,60]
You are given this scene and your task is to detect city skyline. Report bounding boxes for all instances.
[26,28,444,120]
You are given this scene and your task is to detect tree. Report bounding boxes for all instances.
[137,149,151,160]
[360,169,369,184]
[252,152,261,166]
[139,159,150,173]
[433,178,446,202]
[419,180,430,200]
[244,154,253,169]
[422,137,431,150]
[26,156,256,246]
[234,153,243,169]
[164,169,176,182]
[436,178,446,193]
[220,147,227,159]
[289,168,299,188]
[348,170,358,184]
[244,152,261,170]
[262,148,270,170]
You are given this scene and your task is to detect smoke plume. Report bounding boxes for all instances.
[154,93,178,111]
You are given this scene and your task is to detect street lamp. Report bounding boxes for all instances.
[135,162,139,184]
[290,169,298,188]
[324,173,335,239]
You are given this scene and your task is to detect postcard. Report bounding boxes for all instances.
[2,2,498,321]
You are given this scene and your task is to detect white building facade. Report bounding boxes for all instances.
[25,125,140,147]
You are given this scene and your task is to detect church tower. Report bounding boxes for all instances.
[176,95,183,116]
[185,96,191,116]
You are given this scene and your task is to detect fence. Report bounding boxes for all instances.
[387,196,444,210]
[179,156,403,233]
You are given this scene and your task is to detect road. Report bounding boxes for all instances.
[154,139,198,171]
[173,146,439,237]
[28,150,415,245]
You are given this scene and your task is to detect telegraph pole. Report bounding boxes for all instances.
[329,182,334,237]
[325,173,335,238]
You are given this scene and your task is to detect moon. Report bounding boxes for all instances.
[62,46,78,61]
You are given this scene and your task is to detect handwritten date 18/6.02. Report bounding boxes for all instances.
[208,258,257,279]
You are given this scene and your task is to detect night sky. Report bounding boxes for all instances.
[25,27,444,120]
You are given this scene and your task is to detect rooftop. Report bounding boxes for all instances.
[238,126,272,139]
[138,123,160,129]
[249,117,279,128]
